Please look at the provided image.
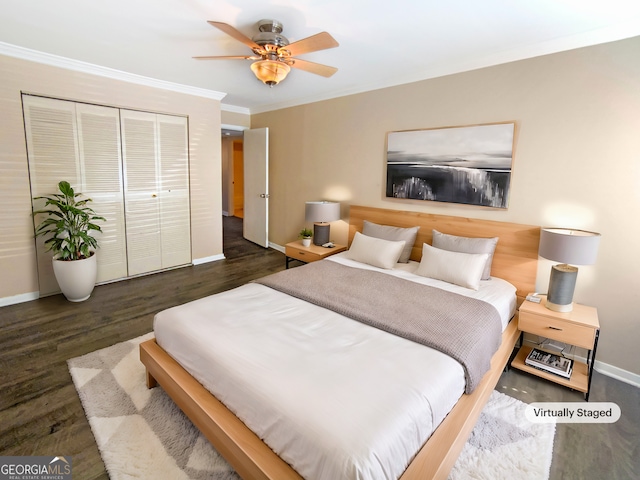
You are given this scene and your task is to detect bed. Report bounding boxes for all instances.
[140,205,540,480]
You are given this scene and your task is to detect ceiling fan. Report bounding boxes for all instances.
[194,19,339,87]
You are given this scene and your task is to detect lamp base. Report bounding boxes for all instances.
[545,264,578,312]
[313,223,330,246]
[545,299,574,313]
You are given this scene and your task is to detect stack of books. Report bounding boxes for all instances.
[525,348,573,379]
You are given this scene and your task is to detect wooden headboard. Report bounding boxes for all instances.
[348,205,540,303]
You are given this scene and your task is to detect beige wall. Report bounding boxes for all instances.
[0,54,223,301]
[221,109,251,128]
[252,36,640,377]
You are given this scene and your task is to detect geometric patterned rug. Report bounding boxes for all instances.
[68,333,555,480]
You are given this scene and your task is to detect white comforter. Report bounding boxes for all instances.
[153,254,516,480]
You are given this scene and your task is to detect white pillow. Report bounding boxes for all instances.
[415,243,489,290]
[432,229,498,280]
[363,220,419,263]
[347,232,406,269]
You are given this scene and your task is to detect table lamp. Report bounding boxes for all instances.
[305,201,340,246]
[538,228,601,312]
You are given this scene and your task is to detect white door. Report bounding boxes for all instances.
[243,128,269,247]
[121,110,163,275]
[76,103,128,283]
[157,114,191,268]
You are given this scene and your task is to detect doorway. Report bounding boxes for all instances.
[232,140,244,218]
[221,126,269,248]
[221,127,245,219]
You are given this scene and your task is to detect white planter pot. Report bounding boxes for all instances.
[52,253,98,302]
[302,237,312,247]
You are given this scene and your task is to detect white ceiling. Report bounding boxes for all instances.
[2,0,640,114]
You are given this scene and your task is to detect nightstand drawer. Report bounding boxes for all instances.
[285,246,323,263]
[518,311,596,348]
[284,241,347,268]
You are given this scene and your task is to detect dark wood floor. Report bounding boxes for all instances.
[1,215,638,479]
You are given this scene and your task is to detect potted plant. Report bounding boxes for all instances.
[33,181,105,302]
[299,228,313,247]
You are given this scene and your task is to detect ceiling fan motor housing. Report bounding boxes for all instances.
[252,19,289,48]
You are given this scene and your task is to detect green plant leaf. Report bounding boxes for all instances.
[32,181,105,261]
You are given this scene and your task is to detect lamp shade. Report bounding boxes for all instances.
[305,201,341,223]
[539,228,601,265]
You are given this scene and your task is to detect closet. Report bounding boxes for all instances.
[23,95,191,296]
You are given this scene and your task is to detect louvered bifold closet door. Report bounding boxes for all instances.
[24,96,82,296]
[121,110,162,276]
[76,103,128,282]
[157,114,191,269]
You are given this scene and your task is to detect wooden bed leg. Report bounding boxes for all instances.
[146,369,158,389]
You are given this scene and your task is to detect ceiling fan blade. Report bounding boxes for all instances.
[279,32,338,57]
[193,55,259,60]
[207,21,262,51]
[288,58,338,78]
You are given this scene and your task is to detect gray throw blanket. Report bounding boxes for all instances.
[254,260,503,393]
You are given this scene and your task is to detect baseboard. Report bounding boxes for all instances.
[0,291,39,307]
[594,361,640,388]
[269,242,285,253]
[192,254,226,265]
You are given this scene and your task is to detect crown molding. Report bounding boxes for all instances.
[221,103,251,115]
[0,41,226,101]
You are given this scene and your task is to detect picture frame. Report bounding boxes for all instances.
[386,122,515,208]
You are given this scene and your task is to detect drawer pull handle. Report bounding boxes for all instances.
[548,326,563,331]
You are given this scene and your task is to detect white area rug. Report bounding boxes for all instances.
[68,333,555,480]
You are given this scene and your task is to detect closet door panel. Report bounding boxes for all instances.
[23,96,81,296]
[121,110,162,276]
[76,103,127,282]
[158,114,191,268]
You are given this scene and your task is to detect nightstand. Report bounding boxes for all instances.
[284,240,347,268]
[511,295,600,401]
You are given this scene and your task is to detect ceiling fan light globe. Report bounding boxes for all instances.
[251,60,290,86]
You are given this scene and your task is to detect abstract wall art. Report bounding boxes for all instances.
[386,122,515,208]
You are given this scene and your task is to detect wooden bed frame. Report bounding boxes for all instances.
[140,205,540,480]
